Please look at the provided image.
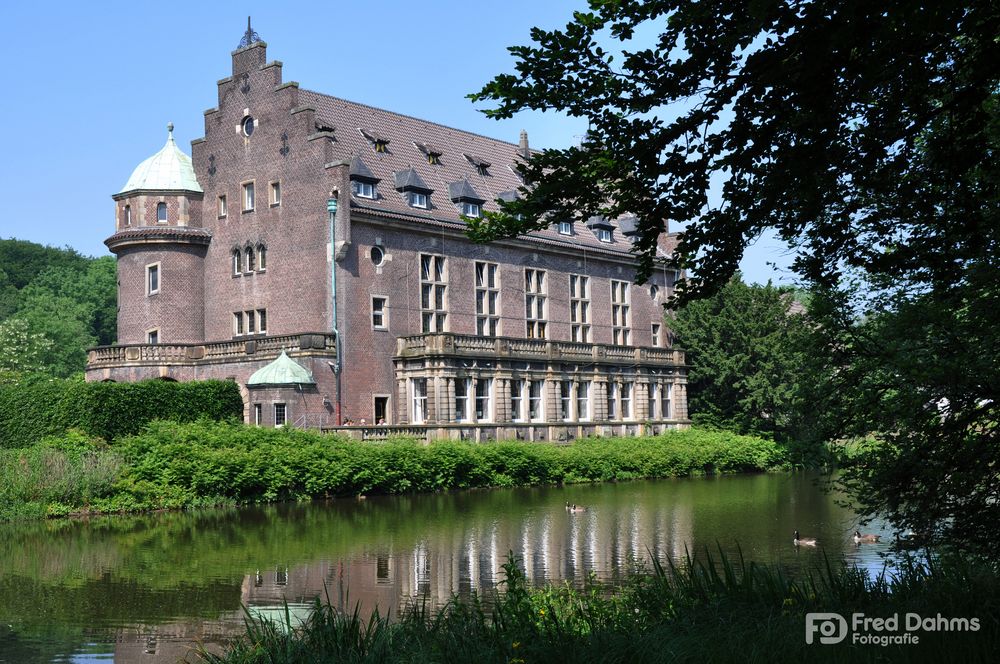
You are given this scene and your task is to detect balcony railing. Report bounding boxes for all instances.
[395,333,684,366]
[86,332,337,369]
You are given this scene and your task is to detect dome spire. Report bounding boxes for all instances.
[167,121,174,138]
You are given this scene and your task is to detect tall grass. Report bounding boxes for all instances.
[200,550,1000,663]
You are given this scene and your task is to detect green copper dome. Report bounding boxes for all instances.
[119,123,203,194]
[247,350,316,387]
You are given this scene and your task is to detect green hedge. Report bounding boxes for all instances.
[0,377,244,448]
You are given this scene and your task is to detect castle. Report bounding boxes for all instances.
[85,26,690,440]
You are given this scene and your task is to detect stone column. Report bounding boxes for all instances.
[396,378,409,424]
[545,376,560,423]
[593,376,608,422]
[636,381,650,421]
[443,377,456,423]
[495,375,511,422]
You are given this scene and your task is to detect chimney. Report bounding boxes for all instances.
[519,129,530,159]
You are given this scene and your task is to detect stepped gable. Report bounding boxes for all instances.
[300,89,638,256]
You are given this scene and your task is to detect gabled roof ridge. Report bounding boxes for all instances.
[301,88,540,154]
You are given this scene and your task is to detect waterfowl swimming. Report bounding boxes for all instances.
[793,530,817,546]
[853,530,881,544]
[567,504,587,513]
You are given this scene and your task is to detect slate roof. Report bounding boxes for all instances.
[300,89,645,257]
[394,167,432,193]
[349,155,379,183]
[447,179,485,203]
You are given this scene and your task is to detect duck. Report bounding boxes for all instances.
[853,530,881,544]
[793,530,817,546]
[567,503,587,513]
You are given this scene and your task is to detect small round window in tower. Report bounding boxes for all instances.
[370,246,385,267]
[650,284,659,299]
[242,116,255,137]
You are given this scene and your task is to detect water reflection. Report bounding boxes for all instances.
[0,473,905,663]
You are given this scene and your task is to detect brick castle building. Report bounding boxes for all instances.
[85,26,690,440]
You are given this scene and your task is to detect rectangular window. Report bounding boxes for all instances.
[246,310,256,334]
[146,263,159,295]
[475,378,492,422]
[233,251,242,276]
[454,378,470,422]
[569,274,591,343]
[648,383,658,420]
[510,379,525,422]
[218,195,227,218]
[374,396,389,425]
[660,383,672,419]
[525,269,547,339]
[420,255,447,333]
[475,261,500,337]
[461,202,481,218]
[372,296,387,329]
[274,403,287,427]
[410,192,428,209]
[257,309,267,334]
[270,181,281,206]
[621,382,633,420]
[254,403,262,426]
[576,381,591,421]
[146,329,159,345]
[352,180,375,199]
[607,382,618,420]
[560,380,572,421]
[411,379,428,424]
[598,228,612,243]
[529,380,544,421]
[242,182,255,212]
[651,323,661,347]
[233,312,243,337]
[611,280,631,345]
[558,221,573,235]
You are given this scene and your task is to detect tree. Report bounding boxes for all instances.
[668,277,823,450]
[0,318,53,375]
[471,1,1000,555]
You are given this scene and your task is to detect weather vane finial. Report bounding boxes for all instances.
[238,16,261,49]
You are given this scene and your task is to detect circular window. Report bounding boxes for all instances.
[242,116,255,137]
[370,246,385,266]
[650,284,659,299]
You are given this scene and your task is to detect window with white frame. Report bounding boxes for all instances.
[257,245,267,271]
[560,380,573,421]
[270,181,281,206]
[461,201,481,218]
[232,250,241,276]
[607,382,618,420]
[648,383,658,419]
[576,381,591,421]
[146,264,159,295]
[529,380,544,421]
[510,379,525,422]
[558,221,573,235]
[147,329,159,345]
[372,296,387,329]
[156,202,167,223]
[454,378,471,422]
[569,274,591,343]
[411,378,428,424]
[352,180,375,199]
[597,228,612,242]
[475,378,493,422]
[409,192,428,209]
[621,382,633,420]
[218,195,227,218]
[242,182,255,211]
[525,269,547,338]
[475,261,500,337]
[257,309,267,334]
[245,247,255,273]
[660,383,672,419]
[274,402,287,427]
[611,280,631,345]
[420,255,447,332]
[233,312,244,337]
[246,310,256,334]
[651,323,661,347]
[254,403,262,426]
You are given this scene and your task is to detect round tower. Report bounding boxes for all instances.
[107,123,209,345]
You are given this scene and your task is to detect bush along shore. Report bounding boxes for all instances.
[0,422,786,520]
[200,550,1000,664]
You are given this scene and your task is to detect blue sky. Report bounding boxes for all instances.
[0,0,792,286]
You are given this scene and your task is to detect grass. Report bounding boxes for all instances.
[199,550,1000,663]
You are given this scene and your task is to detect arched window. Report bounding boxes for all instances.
[232,249,241,276]
[156,202,167,222]
[124,205,131,226]
[245,246,255,272]
[257,244,267,271]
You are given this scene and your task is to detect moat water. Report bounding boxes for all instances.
[0,473,898,663]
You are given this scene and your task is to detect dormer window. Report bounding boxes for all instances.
[156,202,167,223]
[558,222,573,235]
[359,128,389,153]
[394,167,433,210]
[464,154,491,177]
[448,179,486,220]
[598,229,612,242]
[414,143,442,165]
[462,202,482,218]
[586,215,615,242]
[352,180,376,199]
[410,192,428,209]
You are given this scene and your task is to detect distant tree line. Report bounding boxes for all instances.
[0,239,116,377]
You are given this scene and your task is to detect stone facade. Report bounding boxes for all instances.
[86,35,690,438]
